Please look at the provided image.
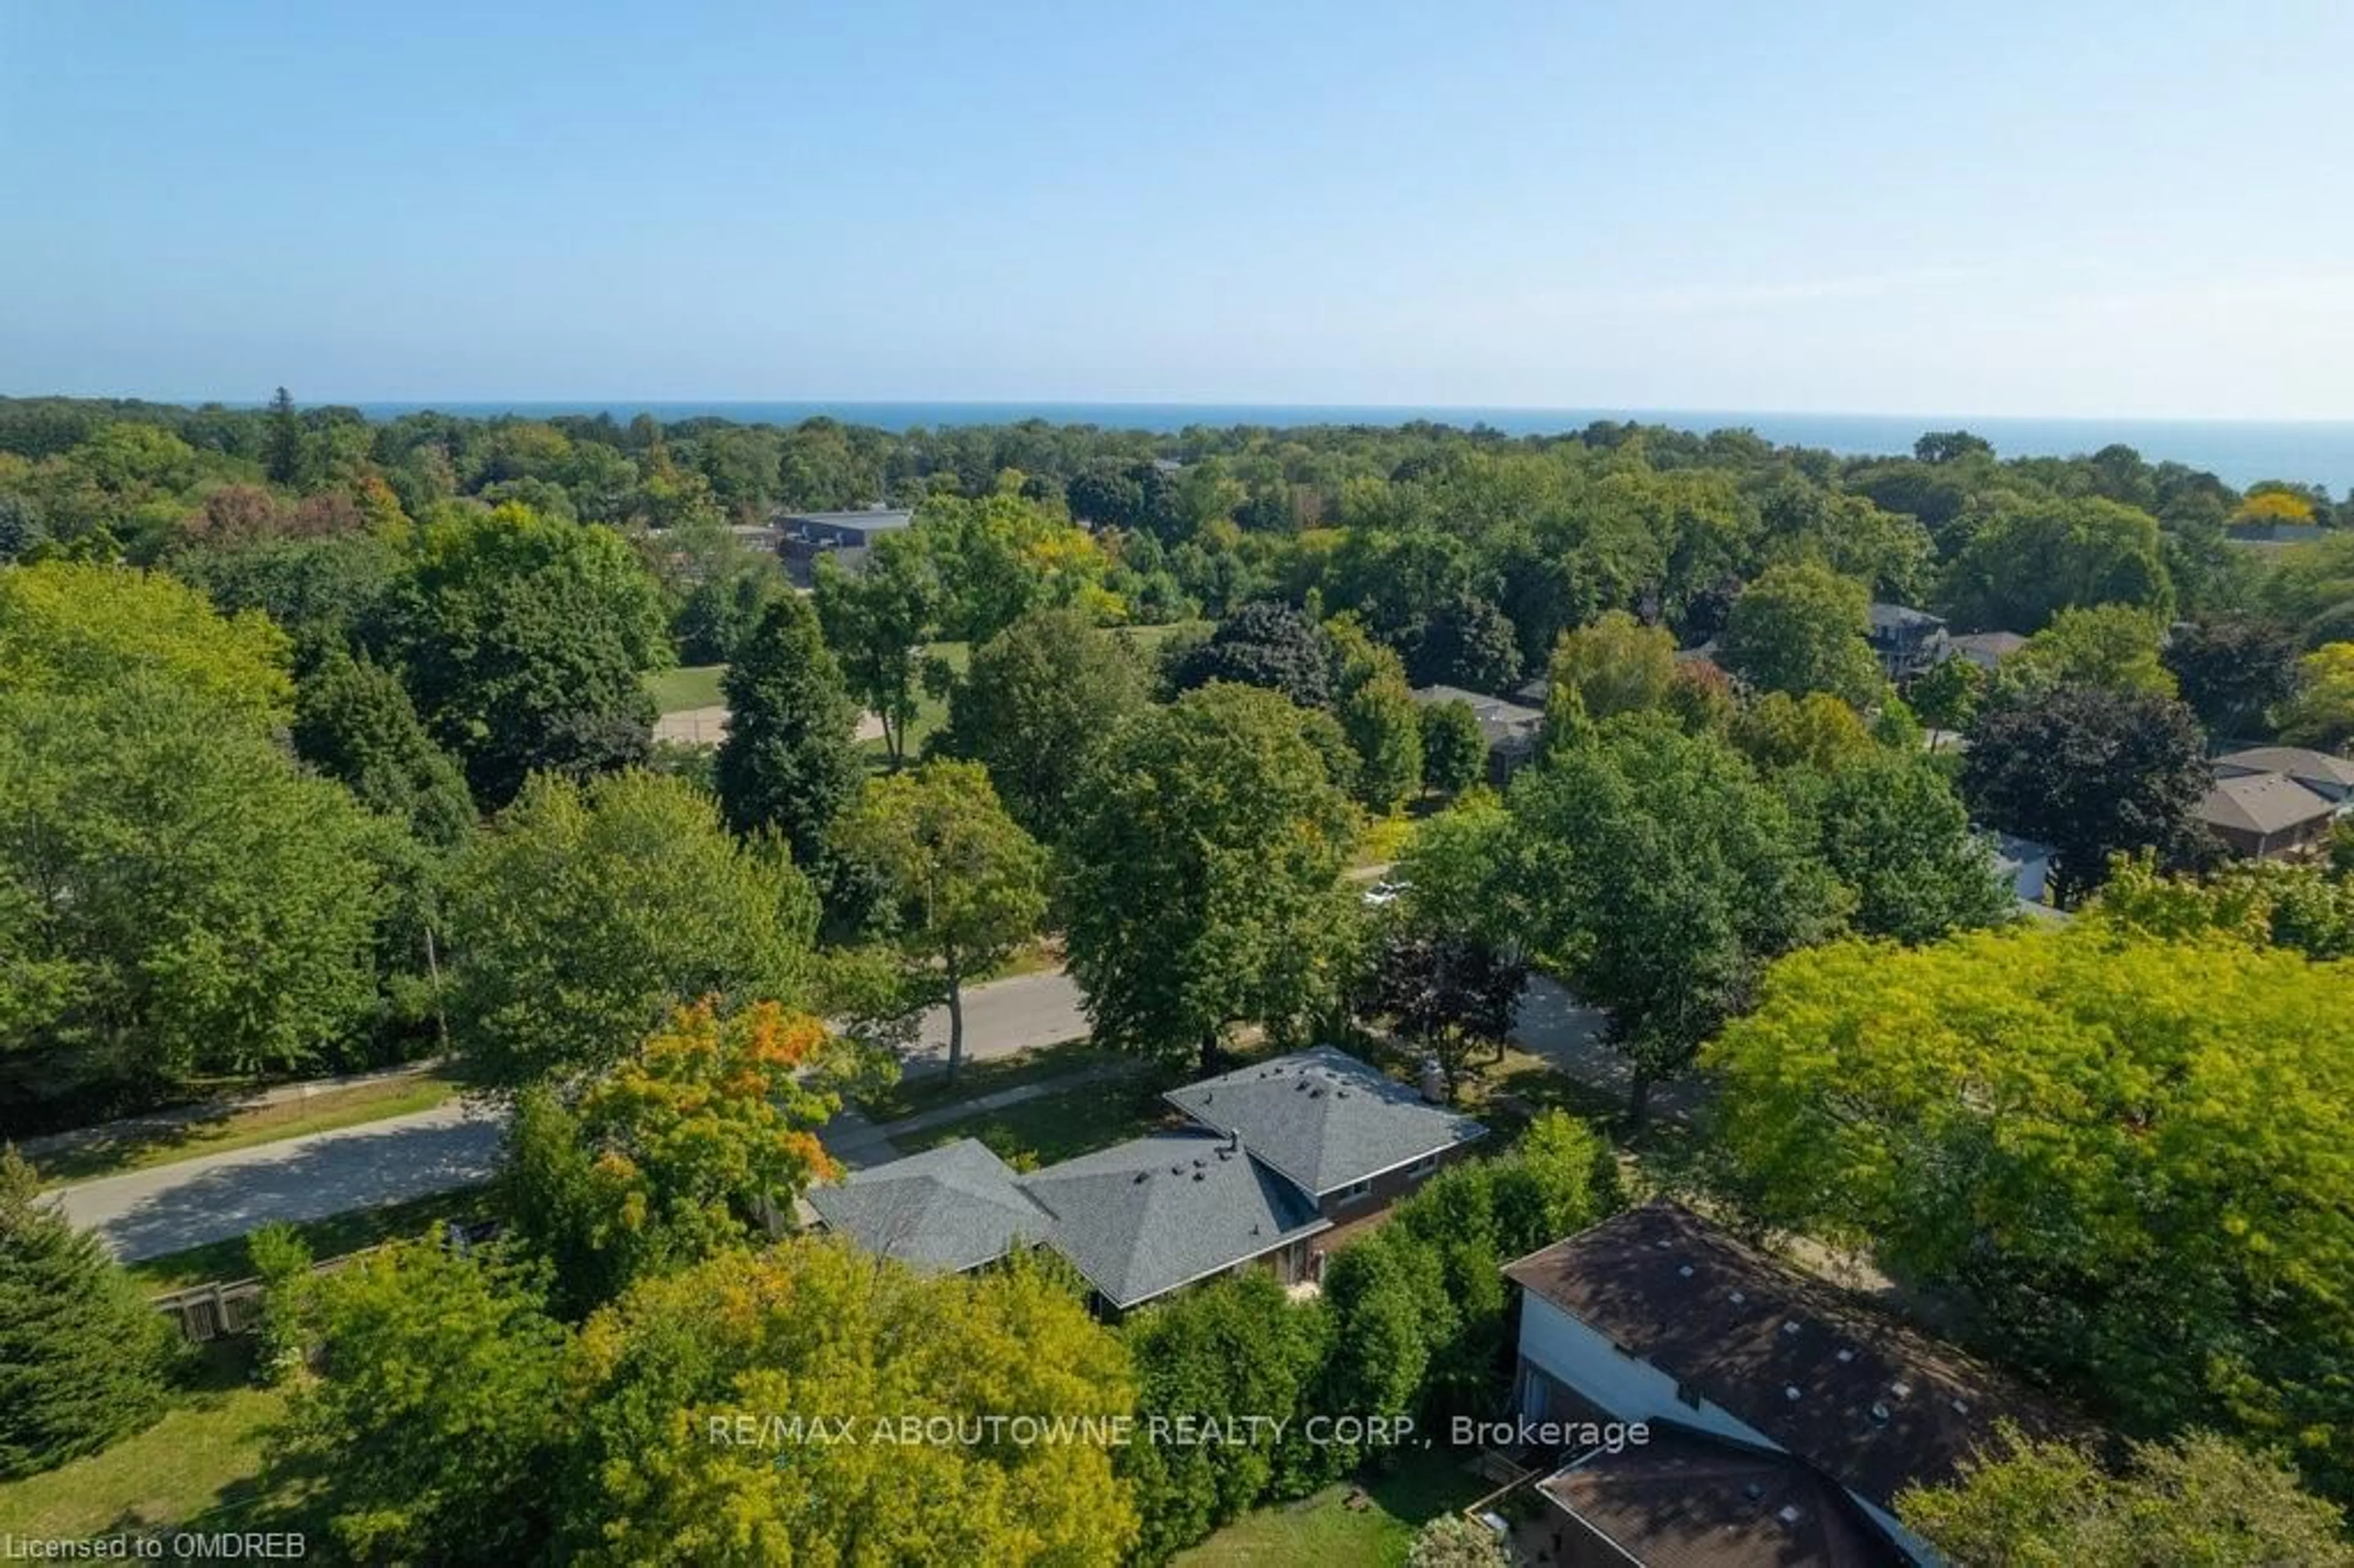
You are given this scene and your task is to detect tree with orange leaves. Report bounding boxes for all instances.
[500,1000,848,1315]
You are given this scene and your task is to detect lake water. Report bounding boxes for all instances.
[350,401,2354,494]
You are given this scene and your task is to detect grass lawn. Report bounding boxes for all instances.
[856,639,969,766]
[0,1342,297,1541]
[126,1189,495,1295]
[1173,1450,1495,1567]
[901,1074,1180,1168]
[35,1070,468,1189]
[853,1037,1121,1124]
[646,662,727,713]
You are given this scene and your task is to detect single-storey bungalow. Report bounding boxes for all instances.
[2211,745,2354,808]
[1944,630,2028,672]
[808,1048,1486,1314]
[1501,1202,2079,1567]
[2197,771,2339,861]
[1410,684,1545,779]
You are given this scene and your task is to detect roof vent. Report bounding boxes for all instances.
[1729,1290,1746,1305]
[1950,1398,1970,1415]
[1193,1158,1206,1168]
[1192,1171,1205,1182]
[1677,1264,1695,1279]
[1781,1320,1802,1336]
[1169,1165,1184,1176]
[1869,1401,1891,1425]
[1132,1171,1149,1184]
[1835,1348,1855,1363]
[1295,1080,1307,1092]
[1742,1482,1767,1503]
[1783,1385,1802,1402]
[1336,1089,1350,1098]
[1777,1506,1804,1527]
[1889,1380,1913,1400]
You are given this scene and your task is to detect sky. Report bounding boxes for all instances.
[2,1,2350,419]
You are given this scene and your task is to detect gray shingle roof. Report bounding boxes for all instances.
[1165,1046,1488,1197]
[1016,1130,1328,1309]
[806,1138,1053,1274]
[2198,772,2336,836]
[2213,746,2354,796]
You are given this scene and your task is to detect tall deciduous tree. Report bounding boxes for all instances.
[1962,685,2211,904]
[1543,610,1678,728]
[1418,698,1488,797]
[447,771,817,1086]
[1510,715,1844,1122]
[294,650,477,850]
[1062,683,1359,1070]
[1803,748,2013,943]
[714,593,863,873]
[1718,563,1884,706]
[2162,617,2303,739]
[814,528,947,767]
[1706,926,2354,1500]
[381,503,668,808]
[0,1148,178,1480]
[1358,932,1528,1098]
[2010,603,2176,697]
[2277,641,2354,751]
[934,607,1146,840]
[1941,496,2174,633]
[1328,616,1424,813]
[1171,599,1338,710]
[829,761,1048,1080]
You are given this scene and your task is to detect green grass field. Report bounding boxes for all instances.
[902,1074,1179,1168]
[853,1037,1117,1124]
[645,663,728,713]
[34,1071,467,1190]
[1172,1451,1495,1567]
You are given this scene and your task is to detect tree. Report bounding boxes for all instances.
[381,504,667,808]
[2011,604,2176,698]
[1358,932,1527,1098]
[264,386,302,485]
[1061,683,1359,1070]
[2090,854,2353,962]
[934,607,1146,839]
[550,1243,1137,1567]
[501,1001,845,1314]
[1806,749,2013,943]
[447,771,817,1086]
[1171,599,1338,710]
[1409,592,1522,692]
[1899,1428,2354,1568]
[1543,611,1678,727]
[829,761,1048,1080]
[1914,429,1994,464]
[1705,926,2354,1499]
[1406,1516,1513,1568]
[1509,716,1845,1121]
[1730,689,1877,774]
[1908,653,1987,743]
[1329,617,1425,812]
[1419,698,1488,797]
[814,528,946,767]
[1942,497,2174,633]
[0,558,293,724]
[0,1147,178,1480]
[1719,564,1884,706]
[2164,617,2303,739]
[713,593,864,872]
[1394,793,1518,951]
[2277,642,2354,751]
[268,1238,569,1564]
[293,650,477,850]
[1962,685,2211,904]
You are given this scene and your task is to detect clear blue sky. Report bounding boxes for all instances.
[3,1,2348,417]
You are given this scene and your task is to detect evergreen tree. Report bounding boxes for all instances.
[264,386,302,485]
[294,650,477,850]
[0,1147,178,1479]
[714,594,864,872]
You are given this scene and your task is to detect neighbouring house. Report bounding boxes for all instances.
[773,506,915,585]
[1411,683,1545,780]
[2197,771,2340,861]
[1988,831,2054,907]
[1944,630,2027,672]
[2211,745,2354,808]
[2225,520,2329,546]
[807,1048,1487,1314]
[1501,1202,2079,1568]
[1865,604,1949,685]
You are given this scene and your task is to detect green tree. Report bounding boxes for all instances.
[1942,496,2174,633]
[1406,1515,1513,1568]
[829,761,1048,1080]
[2011,603,2176,697]
[0,558,293,724]
[2090,854,2354,962]
[267,1238,569,1564]
[713,593,864,872]
[1806,748,2013,943]
[1394,793,1517,950]
[381,503,667,808]
[2277,642,2354,750]
[1719,564,1884,706]
[1172,599,1338,710]
[1510,715,1845,1122]
[934,607,1148,840]
[1329,616,1425,812]
[1418,698,1488,797]
[447,771,817,1086]
[1962,685,2211,904]
[1062,683,1359,1070]
[814,528,947,767]
[1730,688,1878,774]
[1542,611,1678,728]
[1899,1428,2354,1568]
[2163,617,2303,739]
[264,386,302,485]
[1705,926,2354,1499]
[501,1001,845,1314]
[293,650,477,850]
[1358,932,1526,1099]
[0,1147,178,1480]
[1908,653,1987,744]
[247,1220,316,1387]
[551,1243,1137,1566]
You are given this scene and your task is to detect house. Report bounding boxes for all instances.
[1502,1203,2079,1567]
[772,506,915,585]
[1988,831,2054,907]
[2225,520,2329,546]
[1411,684,1545,779]
[2211,746,2354,808]
[1945,630,2027,672]
[1865,604,1949,684]
[2197,771,2339,861]
[808,1048,1487,1314]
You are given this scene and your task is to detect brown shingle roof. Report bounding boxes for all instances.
[1504,1203,2080,1510]
[2198,772,2336,837]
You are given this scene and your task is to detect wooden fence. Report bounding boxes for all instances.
[150,1219,501,1344]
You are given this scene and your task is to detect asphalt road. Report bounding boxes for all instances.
[51,970,1094,1263]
